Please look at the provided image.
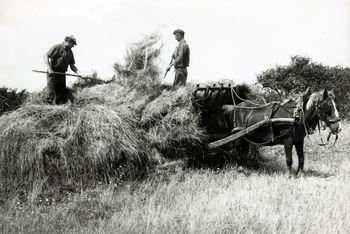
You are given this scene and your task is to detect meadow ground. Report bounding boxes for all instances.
[1,122,349,233]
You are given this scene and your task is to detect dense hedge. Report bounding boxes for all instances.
[0,87,28,116]
[257,56,350,117]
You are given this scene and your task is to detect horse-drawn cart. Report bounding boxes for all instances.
[191,84,341,175]
[192,84,299,151]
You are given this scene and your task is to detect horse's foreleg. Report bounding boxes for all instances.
[240,139,249,158]
[284,142,293,177]
[230,139,247,166]
[295,140,305,176]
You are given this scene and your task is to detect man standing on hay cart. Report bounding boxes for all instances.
[166,29,190,87]
[43,35,80,104]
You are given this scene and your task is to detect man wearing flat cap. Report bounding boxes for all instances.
[43,35,79,104]
[167,29,190,86]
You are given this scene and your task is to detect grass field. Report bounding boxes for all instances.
[1,122,349,233]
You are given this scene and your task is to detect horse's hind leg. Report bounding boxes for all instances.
[295,140,305,177]
[283,141,293,177]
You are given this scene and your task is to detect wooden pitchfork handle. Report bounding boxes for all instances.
[163,57,174,79]
[32,70,105,83]
[32,70,83,78]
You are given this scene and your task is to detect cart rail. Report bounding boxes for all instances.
[208,118,295,150]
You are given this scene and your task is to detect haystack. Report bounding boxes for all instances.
[0,33,166,193]
[0,32,213,194]
[0,102,151,191]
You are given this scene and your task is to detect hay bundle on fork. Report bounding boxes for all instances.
[114,33,162,90]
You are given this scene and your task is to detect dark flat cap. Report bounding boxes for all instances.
[65,35,77,45]
[173,29,185,36]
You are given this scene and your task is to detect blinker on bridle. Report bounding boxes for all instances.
[312,98,341,148]
[314,100,341,126]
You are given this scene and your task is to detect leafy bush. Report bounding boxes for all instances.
[257,56,350,116]
[0,87,28,115]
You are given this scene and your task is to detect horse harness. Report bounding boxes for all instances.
[228,99,303,146]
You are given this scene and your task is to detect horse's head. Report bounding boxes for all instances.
[306,89,341,134]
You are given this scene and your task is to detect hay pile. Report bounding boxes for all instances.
[0,102,151,191]
[75,82,162,116]
[0,33,165,193]
[0,81,207,191]
[141,84,207,160]
[0,33,209,194]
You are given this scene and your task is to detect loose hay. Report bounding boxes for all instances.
[75,82,164,117]
[114,33,162,89]
[141,85,208,159]
[0,33,212,195]
[74,83,127,106]
[0,103,151,192]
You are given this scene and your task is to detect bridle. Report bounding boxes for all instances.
[313,99,341,127]
[304,96,341,148]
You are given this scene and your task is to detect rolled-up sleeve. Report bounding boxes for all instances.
[47,45,59,58]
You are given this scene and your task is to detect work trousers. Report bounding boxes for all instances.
[173,67,188,87]
[45,73,68,105]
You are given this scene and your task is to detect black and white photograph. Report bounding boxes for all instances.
[0,0,349,233]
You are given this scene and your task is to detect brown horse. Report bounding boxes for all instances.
[192,84,250,136]
[222,88,341,176]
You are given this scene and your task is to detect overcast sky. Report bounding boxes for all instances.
[0,0,349,91]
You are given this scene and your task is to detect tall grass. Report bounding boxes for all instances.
[1,122,349,233]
